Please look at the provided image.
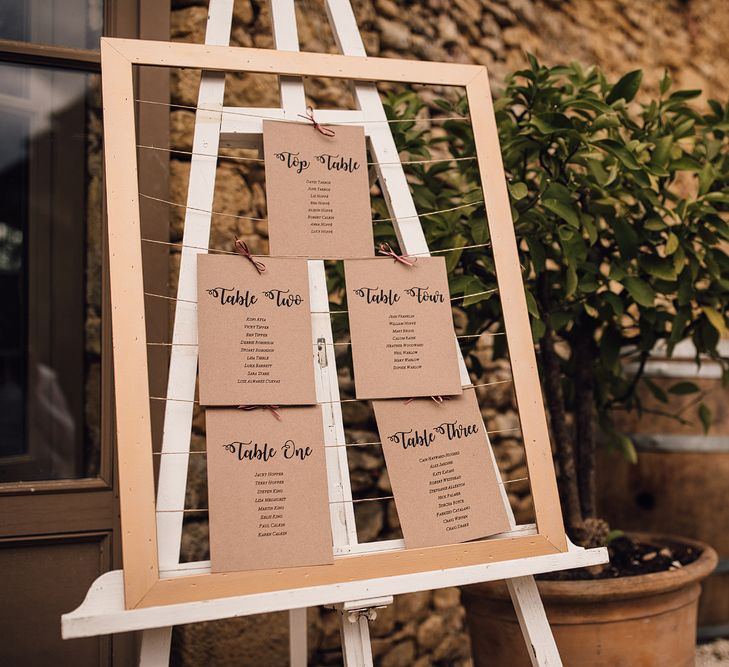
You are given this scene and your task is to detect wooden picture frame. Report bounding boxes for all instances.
[100,36,567,610]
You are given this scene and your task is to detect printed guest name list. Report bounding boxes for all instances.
[344,256,462,399]
[197,255,316,406]
[373,389,511,548]
[263,119,374,259]
[206,406,333,572]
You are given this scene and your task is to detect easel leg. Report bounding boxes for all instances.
[339,611,374,667]
[507,576,562,667]
[289,608,308,667]
[139,627,172,667]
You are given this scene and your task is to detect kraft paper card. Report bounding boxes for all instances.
[373,388,511,548]
[206,406,334,572]
[263,119,374,258]
[344,256,462,399]
[197,254,316,406]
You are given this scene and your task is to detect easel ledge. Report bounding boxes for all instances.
[63,537,606,638]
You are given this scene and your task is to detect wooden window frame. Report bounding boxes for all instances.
[101,37,567,611]
[0,0,169,496]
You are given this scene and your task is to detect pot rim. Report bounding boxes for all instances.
[463,532,718,604]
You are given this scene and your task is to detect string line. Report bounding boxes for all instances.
[148,379,512,406]
[151,427,522,455]
[146,331,505,347]
[138,192,484,225]
[157,476,529,513]
[135,98,470,125]
[137,143,477,168]
[143,287,497,309]
[140,236,492,258]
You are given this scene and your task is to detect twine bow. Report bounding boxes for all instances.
[234,237,266,274]
[297,105,336,137]
[238,405,282,421]
[378,242,416,267]
[404,396,450,405]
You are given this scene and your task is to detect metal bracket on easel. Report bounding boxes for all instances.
[341,596,394,623]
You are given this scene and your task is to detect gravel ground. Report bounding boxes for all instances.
[697,640,729,666]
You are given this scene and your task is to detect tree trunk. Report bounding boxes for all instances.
[574,328,596,519]
[539,328,583,539]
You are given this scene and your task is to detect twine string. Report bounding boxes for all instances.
[378,242,416,267]
[233,237,266,274]
[297,105,336,137]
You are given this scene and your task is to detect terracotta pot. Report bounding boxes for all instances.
[599,343,729,635]
[461,534,717,667]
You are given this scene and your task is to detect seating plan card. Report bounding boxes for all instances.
[197,255,316,406]
[373,388,511,548]
[206,406,334,572]
[344,256,462,399]
[263,119,374,258]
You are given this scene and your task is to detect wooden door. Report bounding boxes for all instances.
[0,2,168,664]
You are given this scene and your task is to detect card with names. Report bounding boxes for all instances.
[206,406,334,572]
[344,256,462,399]
[263,119,374,258]
[197,254,316,406]
[373,388,511,549]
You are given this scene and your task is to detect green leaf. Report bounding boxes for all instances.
[618,434,638,464]
[643,377,668,403]
[508,181,528,200]
[543,198,580,229]
[530,112,573,134]
[623,277,655,307]
[640,255,678,281]
[524,289,540,318]
[701,306,728,336]
[665,232,679,255]
[606,529,625,545]
[699,403,712,435]
[602,292,624,316]
[612,219,639,258]
[566,263,578,298]
[593,139,642,170]
[671,155,702,172]
[651,135,673,167]
[659,70,671,95]
[531,316,546,341]
[606,69,643,104]
[668,381,700,395]
[703,192,729,204]
[698,163,717,196]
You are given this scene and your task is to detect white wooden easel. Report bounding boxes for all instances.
[63,1,607,664]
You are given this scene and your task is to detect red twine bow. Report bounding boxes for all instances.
[237,405,282,421]
[297,105,336,137]
[233,237,266,274]
[378,242,416,267]
[404,396,450,405]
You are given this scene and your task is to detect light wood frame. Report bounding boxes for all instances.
[100,36,566,610]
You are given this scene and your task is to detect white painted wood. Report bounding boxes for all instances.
[141,4,233,665]
[289,608,308,667]
[507,577,561,667]
[341,613,374,667]
[62,545,606,639]
[139,628,173,666]
[154,0,233,572]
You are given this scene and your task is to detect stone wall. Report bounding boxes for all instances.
[167,1,729,665]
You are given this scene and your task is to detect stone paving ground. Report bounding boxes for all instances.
[697,640,729,666]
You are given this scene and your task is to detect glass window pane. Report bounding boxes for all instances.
[0,0,103,50]
[0,62,102,482]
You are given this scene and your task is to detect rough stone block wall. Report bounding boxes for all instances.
[165,1,729,665]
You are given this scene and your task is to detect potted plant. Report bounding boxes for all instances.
[379,58,728,665]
